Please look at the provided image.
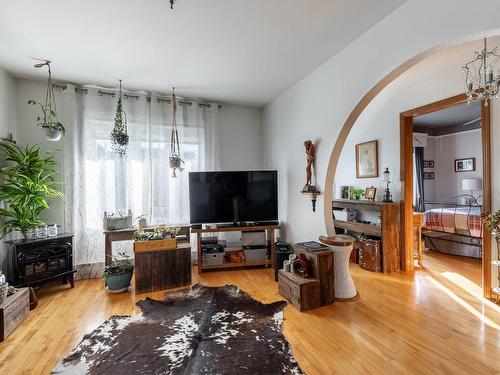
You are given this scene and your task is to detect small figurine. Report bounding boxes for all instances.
[303,140,317,191]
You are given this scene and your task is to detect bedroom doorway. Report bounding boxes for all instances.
[400,94,492,299]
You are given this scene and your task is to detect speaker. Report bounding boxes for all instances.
[275,242,292,281]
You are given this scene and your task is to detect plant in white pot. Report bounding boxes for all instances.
[104,252,134,293]
[0,271,8,305]
[28,60,65,141]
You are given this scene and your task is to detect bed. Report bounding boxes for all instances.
[421,195,482,259]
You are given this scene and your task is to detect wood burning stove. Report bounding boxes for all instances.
[5,234,75,288]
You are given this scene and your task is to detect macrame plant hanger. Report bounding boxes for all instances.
[110,79,129,157]
[169,87,184,177]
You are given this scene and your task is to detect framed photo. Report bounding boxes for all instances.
[365,187,377,201]
[340,186,351,199]
[423,172,429,180]
[455,158,475,172]
[429,172,435,180]
[355,140,378,178]
[423,160,429,168]
[428,160,434,168]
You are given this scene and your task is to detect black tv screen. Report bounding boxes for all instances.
[189,171,278,224]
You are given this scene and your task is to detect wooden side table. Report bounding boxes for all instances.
[134,242,192,293]
[413,213,425,266]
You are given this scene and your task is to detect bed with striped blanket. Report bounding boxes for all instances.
[422,204,482,259]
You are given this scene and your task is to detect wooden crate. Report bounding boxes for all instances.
[133,238,177,253]
[0,287,29,342]
[134,242,191,293]
[278,270,320,312]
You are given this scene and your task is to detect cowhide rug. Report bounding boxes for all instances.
[52,284,304,374]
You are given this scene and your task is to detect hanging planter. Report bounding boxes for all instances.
[169,88,185,177]
[110,79,129,157]
[28,60,65,141]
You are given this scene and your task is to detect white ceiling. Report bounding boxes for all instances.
[0,0,405,107]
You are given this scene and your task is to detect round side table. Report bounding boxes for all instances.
[319,235,358,301]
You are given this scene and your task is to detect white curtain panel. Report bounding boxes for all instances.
[60,85,220,265]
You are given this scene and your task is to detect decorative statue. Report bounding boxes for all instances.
[303,140,316,191]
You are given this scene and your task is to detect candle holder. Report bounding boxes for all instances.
[383,167,393,203]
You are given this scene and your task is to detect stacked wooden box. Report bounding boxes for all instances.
[0,287,29,342]
[278,247,334,311]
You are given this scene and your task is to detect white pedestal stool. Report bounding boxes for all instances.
[319,235,358,301]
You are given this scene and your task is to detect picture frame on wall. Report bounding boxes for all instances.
[364,186,377,201]
[428,160,434,168]
[355,140,378,178]
[423,160,429,168]
[455,157,475,172]
[429,172,435,180]
[423,172,429,180]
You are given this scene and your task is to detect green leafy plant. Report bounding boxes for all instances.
[132,224,180,241]
[482,210,500,243]
[348,188,365,200]
[28,99,65,135]
[104,252,134,276]
[0,142,63,238]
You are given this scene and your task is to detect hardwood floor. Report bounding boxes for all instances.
[0,254,499,375]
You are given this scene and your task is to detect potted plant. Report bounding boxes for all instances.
[348,188,365,200]
[135,214,148,228]
[0,142,63,239]
[0,271,8,305]
[104,252,134,293]
[28,100,65,141]
[133,224,180,252]
[28,60,65,141]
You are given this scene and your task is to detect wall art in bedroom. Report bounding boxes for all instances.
[455,157,475,172]
[355,140,378,178]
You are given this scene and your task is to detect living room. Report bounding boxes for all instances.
[1,1,500,374]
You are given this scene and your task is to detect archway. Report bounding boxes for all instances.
[323,34,496,298]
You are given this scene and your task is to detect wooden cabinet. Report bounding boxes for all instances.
[332,199,399,272]
[134,242,191,294]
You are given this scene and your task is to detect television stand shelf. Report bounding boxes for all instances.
[191,224,280,273]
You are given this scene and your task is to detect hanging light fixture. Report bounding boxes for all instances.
[170,0,175,9]
[169,87,184,177]
[463,38,500,106]
[110,79,129,157]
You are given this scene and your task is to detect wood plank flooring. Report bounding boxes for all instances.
[0,252,498,375]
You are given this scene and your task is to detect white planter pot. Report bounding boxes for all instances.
[43,126,62,141]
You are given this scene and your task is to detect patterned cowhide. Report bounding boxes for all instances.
[52,284,304,374]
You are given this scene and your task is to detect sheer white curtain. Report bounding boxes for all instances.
[61,85,220,265]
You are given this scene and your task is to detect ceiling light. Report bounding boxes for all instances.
[463,38,500,106]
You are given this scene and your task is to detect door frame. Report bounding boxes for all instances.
[400,94,491,299]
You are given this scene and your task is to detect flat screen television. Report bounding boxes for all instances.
[189,170,278,224]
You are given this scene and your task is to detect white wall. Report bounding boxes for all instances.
[218,104,263,170]
[0,67,16,270]
[430,130,483,202]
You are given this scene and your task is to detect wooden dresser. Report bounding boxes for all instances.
[332,199,399,272]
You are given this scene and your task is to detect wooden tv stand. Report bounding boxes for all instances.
[191,224,280,273]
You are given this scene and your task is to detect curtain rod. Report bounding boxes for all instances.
[52,83,222,108]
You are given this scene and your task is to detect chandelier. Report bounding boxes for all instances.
[463,38,500,106]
